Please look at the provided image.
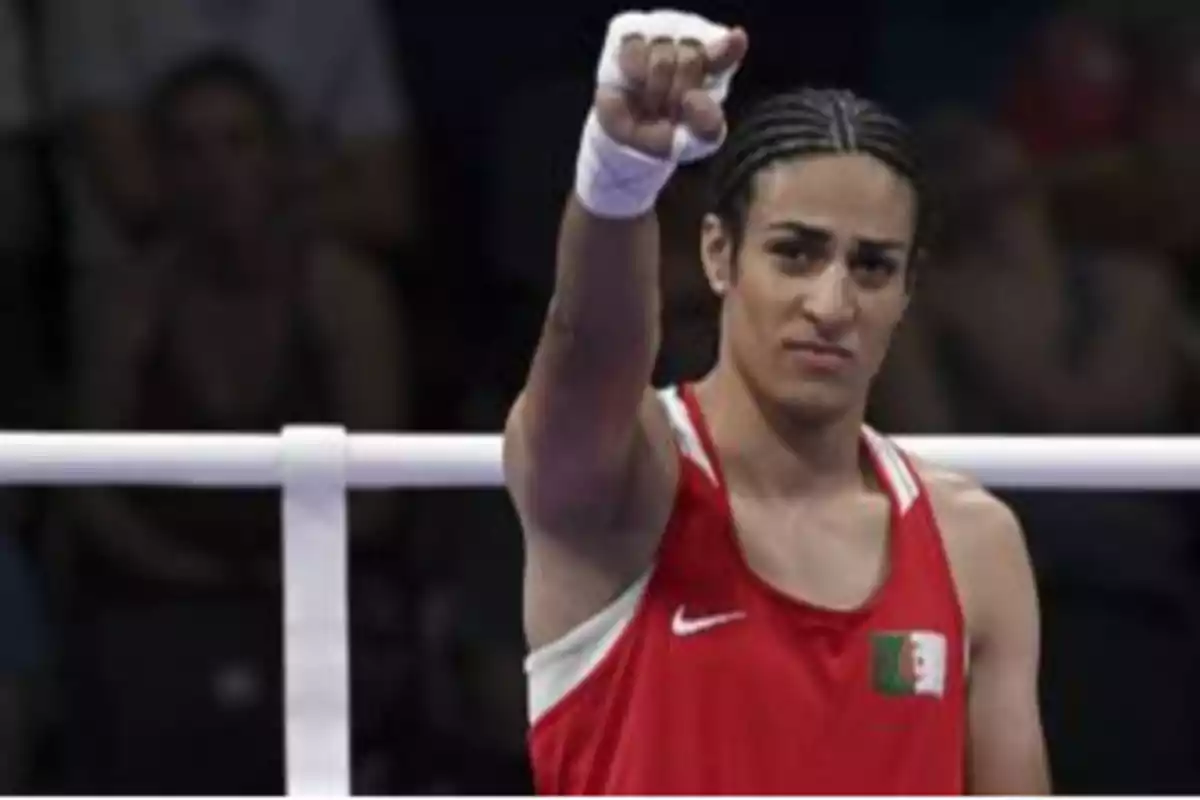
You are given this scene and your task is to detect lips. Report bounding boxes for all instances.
[783,340,854,360]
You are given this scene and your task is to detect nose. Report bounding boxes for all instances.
[801,261,857,336]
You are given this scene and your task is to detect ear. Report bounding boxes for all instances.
[700,213,734,298]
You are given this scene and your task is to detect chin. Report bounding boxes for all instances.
[765,376,858,426]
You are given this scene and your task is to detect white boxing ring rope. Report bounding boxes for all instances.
[0,427,1197,795]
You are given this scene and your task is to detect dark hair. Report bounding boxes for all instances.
[709,87,927,279]
[146,50,292,150]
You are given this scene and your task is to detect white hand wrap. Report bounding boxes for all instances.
[597,10,739,164]
[573,9,741,219]
[574,110,675,219]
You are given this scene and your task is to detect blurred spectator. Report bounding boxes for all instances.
[876,113,1196,435]
[1043,21,1200,264]
[999,12,1132,160]
[1126,25,1200,292]
[53,54,407,793]
[42,0,418,308]
[361,491,531,793]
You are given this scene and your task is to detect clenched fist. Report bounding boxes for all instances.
[594,12,748,161]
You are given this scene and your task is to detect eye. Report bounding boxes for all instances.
[850,248,903,287]
[768,239,825,274]
[853,254,899,275]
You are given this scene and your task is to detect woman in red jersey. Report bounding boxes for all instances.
[503,9,1049,795]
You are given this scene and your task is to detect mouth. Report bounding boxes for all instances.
[782,340,854,370]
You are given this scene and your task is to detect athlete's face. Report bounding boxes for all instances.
[701,153,916,422]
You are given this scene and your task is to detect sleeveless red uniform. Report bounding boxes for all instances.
[525,384,967,795]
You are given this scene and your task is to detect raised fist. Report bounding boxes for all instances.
[593,11,748,161]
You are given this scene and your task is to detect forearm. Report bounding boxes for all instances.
[511,193,665,526]
[523,194,662,445]
[544,197,661,383]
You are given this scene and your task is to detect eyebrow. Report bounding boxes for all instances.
[765,221,908,253]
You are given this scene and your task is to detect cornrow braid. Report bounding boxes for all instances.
[709,87,926,282]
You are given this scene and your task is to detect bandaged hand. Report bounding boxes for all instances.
[574,10,748,219]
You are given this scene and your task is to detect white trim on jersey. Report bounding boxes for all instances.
[525,572,650,725]
[861,426,919,514]
[864,427,970,677]
[524,387,716,725]
[657,386,718,485]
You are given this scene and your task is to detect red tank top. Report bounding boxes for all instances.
[525,385,967,794]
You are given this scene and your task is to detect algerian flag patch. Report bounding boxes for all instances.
[871,630,947,698]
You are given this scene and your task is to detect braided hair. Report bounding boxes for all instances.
[708,87,927,282]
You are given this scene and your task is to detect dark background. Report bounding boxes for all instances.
[0,0,1195,793]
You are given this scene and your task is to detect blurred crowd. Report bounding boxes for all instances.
[0,0,1197,794]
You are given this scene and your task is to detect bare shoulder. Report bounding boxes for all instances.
[907,456,1036,638]
[914,458,1023,544]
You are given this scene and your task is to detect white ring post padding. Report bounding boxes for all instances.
[0,432,507,487]
[280,425,350,797]
[0,432,282,485]
[346,433,502,487]
[890,436,1200,490]
[0,433,1193,489]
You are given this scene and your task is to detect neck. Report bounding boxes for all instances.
[693,361,867,500]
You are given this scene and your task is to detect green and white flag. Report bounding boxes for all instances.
[871,630,947,698]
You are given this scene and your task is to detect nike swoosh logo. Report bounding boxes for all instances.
[671,606,747,636]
